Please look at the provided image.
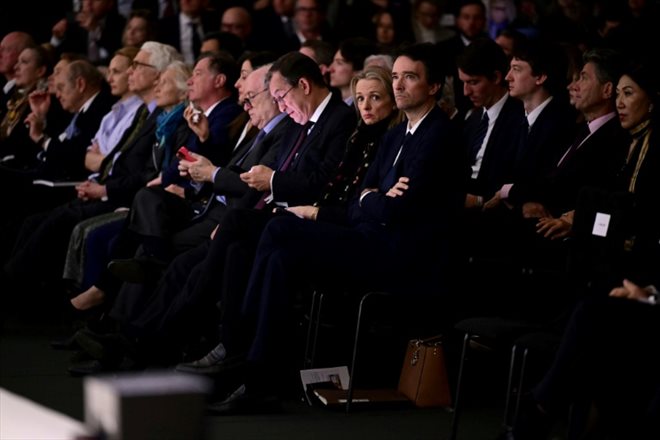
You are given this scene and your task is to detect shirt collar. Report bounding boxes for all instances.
[308,91,332,126]
[407,104,434,135]
[79,91,100,114]
[485,92,509,122]
[526,96,553,128]
[588,112,616,134]
[263,112,287,134]
[3,79,16,95]
[204,97,226,117]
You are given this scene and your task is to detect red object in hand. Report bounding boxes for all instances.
[176,146,196,161]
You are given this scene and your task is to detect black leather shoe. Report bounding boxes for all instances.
[108,257,166,284]
[74,328,127,363]
[206,384,279,414]
[50,333,80,350]
[67,359,109,377]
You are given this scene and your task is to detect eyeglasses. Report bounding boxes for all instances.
[273,86,295,105]
[243,88,269,108]
[131,60,156,70]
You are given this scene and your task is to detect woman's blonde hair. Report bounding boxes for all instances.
[350,65,403,128]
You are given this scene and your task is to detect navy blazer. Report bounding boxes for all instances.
[466,95,525,199]
[101,107,163,207]
[535,115,630,215]
[264,92,356,207]
[352,105,467,262]
[508,96,577,204]
[41,88,116,180]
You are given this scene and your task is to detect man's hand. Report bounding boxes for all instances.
[240,165,273,191]
[84,143,104,172]
[484,190,505,210]
[178,152,215,182]
[164,184,185,198]
[536,216,571,240]
[609,279,655,302]
[75,180,107,201]
[146,174,162,187]
[285,205,319,220]
[386,176,409,198]
[183,105,209,142]
[465,193,483,209]
[52,18,67,39]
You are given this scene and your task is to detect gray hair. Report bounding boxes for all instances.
[164,61,192,95]
[364,54,393,72]
[140,41,183,72]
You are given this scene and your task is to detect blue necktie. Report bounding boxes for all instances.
[64,112,80,139]
[469,110,488,163]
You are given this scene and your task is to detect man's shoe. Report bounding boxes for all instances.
[206,384,279,414]
[175,343,226,374]
[74,328,127,363]
[107,257,166,284]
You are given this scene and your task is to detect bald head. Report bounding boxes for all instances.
[221,6,252,41]
[0,32,35,79]
[244,65,279,129]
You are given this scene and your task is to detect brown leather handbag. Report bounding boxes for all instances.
[397,335,452,408]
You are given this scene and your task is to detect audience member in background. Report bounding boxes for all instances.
[494,28,525,59]
[328,37,378,106]
[121,9,157,49]
[0,32,35,118]
[201,32,244,60]
[158,0,218,65]
[364,54,394,71]
[439,0,489,116]
[411,0,455,44]
[298,39,335,83]
[290,0,334,49]
[220,6,254,53]
[0,45,53,162]
[50,0,126,65]
[487,0,516,39]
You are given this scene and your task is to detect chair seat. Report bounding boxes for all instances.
[455,317,541,343]
[513,331,561,353]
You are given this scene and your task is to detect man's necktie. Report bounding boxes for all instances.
[236,129,266,167]
[99,105,149,182]
[64,111,80,140]
[557,122,590,167]
[254,121,313,209]
[469,109,489,163]
[190,22,201,58]
[380,131,412,192]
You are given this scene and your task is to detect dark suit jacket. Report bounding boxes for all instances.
[56,11,126,65]
[157,12,219,58]
[352,105,467,269]
[258,92,356,208]
[214,115,294,206]
[161,98,242,187]
[101,106,163,207]
[508,96,577,203]
[530,115,630,215]
[41,88,116,180]
[467,95,525,199]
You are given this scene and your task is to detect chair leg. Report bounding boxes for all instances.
[503,345,519,429]
[449,332,471,440]
[310,292,324,368]
[303,290,319,368]
[346,291,389,413]
[512,348,529,427]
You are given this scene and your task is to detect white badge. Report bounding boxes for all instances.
[592,212,611,237]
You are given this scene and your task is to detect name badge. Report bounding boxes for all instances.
[592,212,611,237]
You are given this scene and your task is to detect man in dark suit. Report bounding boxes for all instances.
[157,0,219,65]
[173,44,467,406]
[3,41,181,292]
[457,38,524,212]
[50,0,125,65]
[21,60,115,180]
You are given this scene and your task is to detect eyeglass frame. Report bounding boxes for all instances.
[131,60,157,70]
[243,88,269,108]
[272,85,296,105]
